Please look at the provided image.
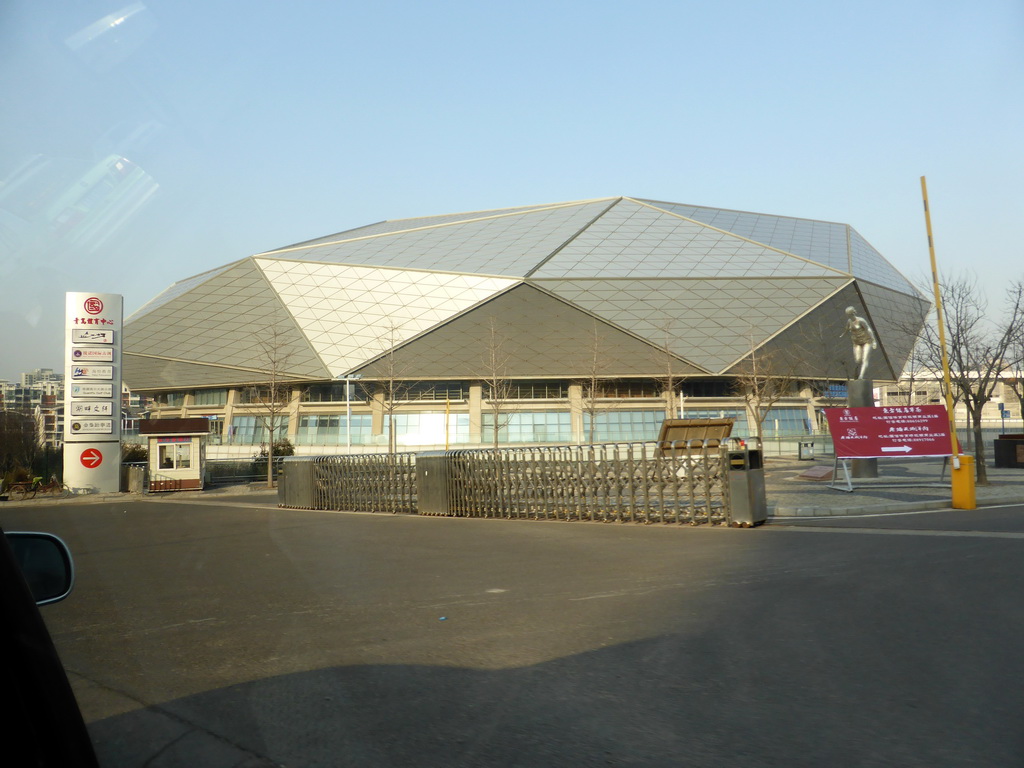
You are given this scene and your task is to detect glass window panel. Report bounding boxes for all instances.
[227,415,289,445]
[193,388,227,406]
[302,383,369,403]
[760,408,811,437]
[296,414,371,445]
[158,444,175,469]
[482,411,571,444]
[156,442,192,469]
[682,408,750,435]
[175,443,191,468]
[582,410,664,443]
[163,392,187,407]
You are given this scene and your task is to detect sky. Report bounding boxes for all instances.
[1,0,1022,381]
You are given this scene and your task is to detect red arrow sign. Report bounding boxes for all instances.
[80,448,103,468]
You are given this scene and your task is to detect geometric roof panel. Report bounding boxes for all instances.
[274,201,584,251]
[637,199,853,273]
[359,283,704,379]
[257,259,518,375]
[122,354,296,391]
[538,277,852,374]
[744,282,888,380]
[124,259,328,380]
[857,280,931,377]
[531,199,849,280]
[849,228,917,294]
[258,200,616,278]
[126,262,237,322]
[125,196,924,391]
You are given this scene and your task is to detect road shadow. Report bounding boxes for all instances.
[90,623,1024,768]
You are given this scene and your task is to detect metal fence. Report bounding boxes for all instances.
[281,453,417,514]
[206,457,286,486]
[281,440,737,525]
[441,441,731,524]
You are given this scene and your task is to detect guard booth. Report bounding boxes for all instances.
[140,418,210,492]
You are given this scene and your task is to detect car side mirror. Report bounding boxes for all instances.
[5,532,75,605]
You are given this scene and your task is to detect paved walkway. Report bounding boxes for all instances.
[764,455,1024,518]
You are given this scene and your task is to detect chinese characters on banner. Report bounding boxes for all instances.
[823,405,955,459]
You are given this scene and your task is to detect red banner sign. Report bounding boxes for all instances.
[823,405,954,459]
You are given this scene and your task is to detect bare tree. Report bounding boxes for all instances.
[372,322,418,454]
[242,324,296,488]
[579,320,611,444]
[891,338,929,407]
[652,321,686,419]
[732,334,801,439]
[1001,286,1024,427]
[0,410,38,478]
[916,275,1024,484]
[481,317,516,448]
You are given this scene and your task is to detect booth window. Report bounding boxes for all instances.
[158,443,192,469]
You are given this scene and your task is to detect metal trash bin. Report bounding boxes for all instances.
[727,446,767,527]
[798,440,815,461]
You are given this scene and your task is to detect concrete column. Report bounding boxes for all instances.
[222,389,238,444]
[286,387,301,441]
[371,391,385,436]
[569,384,584,444]
[468,384,483,444]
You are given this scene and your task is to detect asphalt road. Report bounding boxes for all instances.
[5,495,1024,767]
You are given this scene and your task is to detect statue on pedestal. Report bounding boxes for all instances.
[843,307,878,380]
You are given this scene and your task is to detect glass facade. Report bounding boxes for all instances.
[482,411,571,444]
[239,386,288,404]
[601,380,662,399]
[759,407,812,436]
[160,392,187,407]
[302,382,369,403]
[502,381,570,400]
[401,382,469,401]
[583,409,665,442]
[228,415,290,445]
[385,412,470,446]
[681,380,733,398]
[683,408,750,433]
[812,382,848,400]
[194,388,227,406]
[296,414,373,445]
[207,416,225,445]
[678,407,809,437]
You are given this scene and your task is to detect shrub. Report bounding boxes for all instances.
[121,443,149,463]
[253,439,295,459]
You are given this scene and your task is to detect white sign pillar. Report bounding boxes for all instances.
[63,292,123,493]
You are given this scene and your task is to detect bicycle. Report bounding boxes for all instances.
[7,475,71,501]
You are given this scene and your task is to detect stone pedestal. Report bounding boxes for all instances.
[848,379,878,478]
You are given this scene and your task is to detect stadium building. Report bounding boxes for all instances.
[124,196,929,455]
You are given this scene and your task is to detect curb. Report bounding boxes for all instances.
[770,492,1024,518]
[769,499,947,518]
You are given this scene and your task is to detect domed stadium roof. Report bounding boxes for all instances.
[123,196,929,390]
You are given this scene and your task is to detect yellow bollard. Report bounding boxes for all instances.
[951,454,976,510]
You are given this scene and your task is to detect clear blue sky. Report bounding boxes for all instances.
[1,0,1021,380]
